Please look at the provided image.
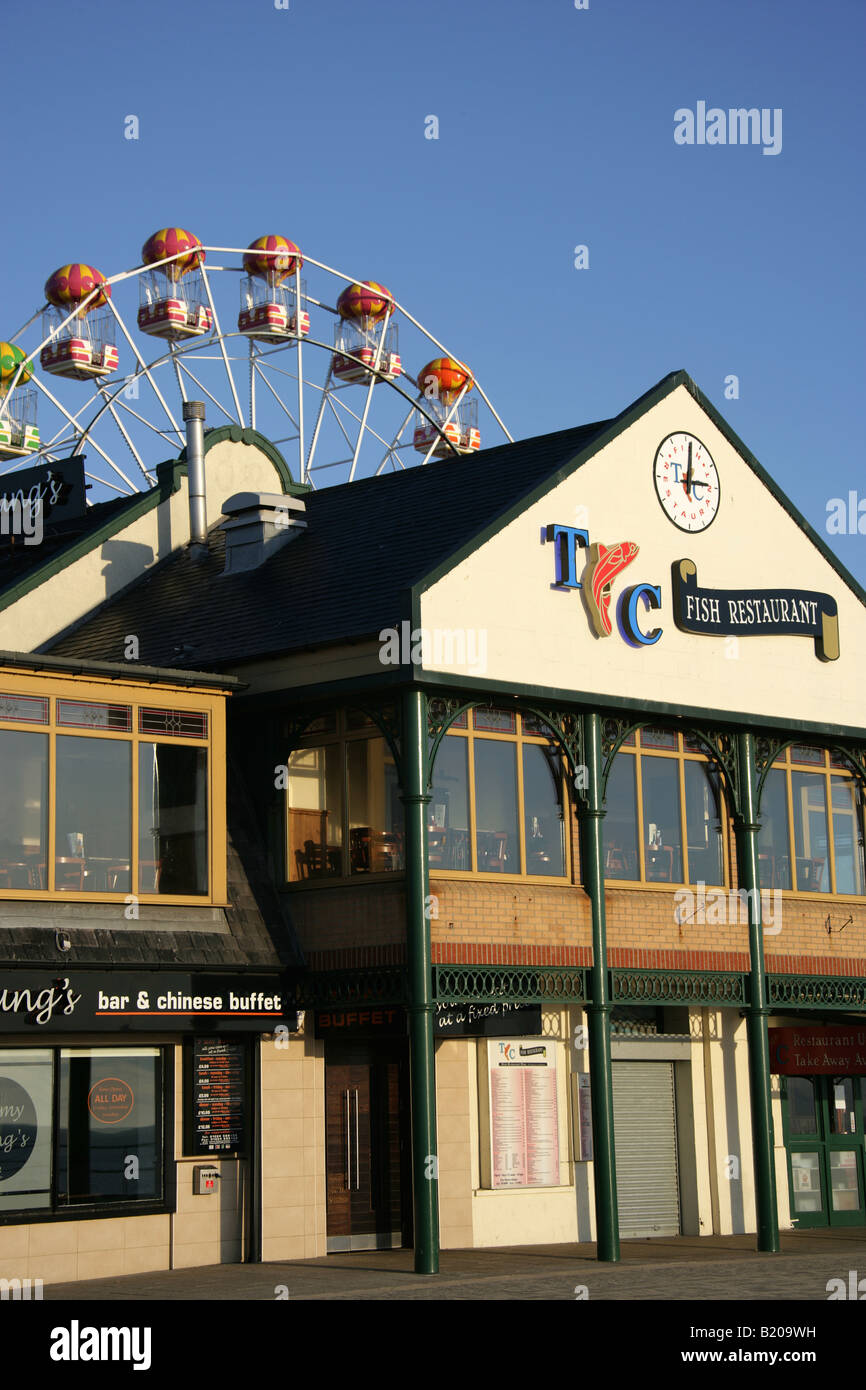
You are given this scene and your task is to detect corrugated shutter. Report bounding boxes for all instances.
[612,1061,680,1238]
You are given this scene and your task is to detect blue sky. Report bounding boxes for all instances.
[3,0,865,579]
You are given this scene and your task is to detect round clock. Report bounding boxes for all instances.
[653,432,720,532]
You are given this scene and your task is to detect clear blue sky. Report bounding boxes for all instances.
[4,0,865,580]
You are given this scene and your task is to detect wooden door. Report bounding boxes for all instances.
[325,1045,408,1250]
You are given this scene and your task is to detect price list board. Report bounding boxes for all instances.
[184,1038,249,1156]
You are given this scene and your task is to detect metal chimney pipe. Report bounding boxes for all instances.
[183,400,207,550]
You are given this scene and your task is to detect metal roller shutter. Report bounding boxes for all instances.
[612,1061,680,1238]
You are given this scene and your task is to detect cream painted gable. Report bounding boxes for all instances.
[0,437,290,653]
[418,382,866,732]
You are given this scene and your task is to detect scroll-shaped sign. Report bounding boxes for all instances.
[671,559,839,661]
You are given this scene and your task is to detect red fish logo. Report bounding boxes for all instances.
[583,541,639,637]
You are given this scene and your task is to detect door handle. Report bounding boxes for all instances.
[353,1088,360,1190]
[345,1089,351,1190]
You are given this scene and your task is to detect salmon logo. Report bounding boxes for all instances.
[583,541,640,637]
[545,523,662,647]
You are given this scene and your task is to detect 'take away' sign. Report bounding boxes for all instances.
[672,559,839,662]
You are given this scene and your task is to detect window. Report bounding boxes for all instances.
[0,674,223,902]
[604,728,725,885]
[429,710,567,878]
[0,1046,166,1217]
[758,746,865,895]
[286,710,403,881]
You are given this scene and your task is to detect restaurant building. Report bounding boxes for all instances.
[0,369,864,1281]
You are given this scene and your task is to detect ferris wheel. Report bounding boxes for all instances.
[0,229,512,502]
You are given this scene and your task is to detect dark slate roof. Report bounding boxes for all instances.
[45,417,611,669]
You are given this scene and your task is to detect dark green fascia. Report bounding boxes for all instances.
[233,660,866,744]
[0,428,304,617]
[408,367,866,616]
[175,426,310,498]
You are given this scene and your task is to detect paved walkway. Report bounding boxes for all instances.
[45,1228,866,1301]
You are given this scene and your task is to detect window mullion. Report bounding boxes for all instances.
[677,746,689,886]
[47,713,57,894]
[785,763,797,893]
[823,769,837,894]
[131,733,140,898]
[467,731,478,873]
[515,734,527,876]
[634,751,647,880]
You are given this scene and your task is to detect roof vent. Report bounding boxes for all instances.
[220,491,307,574]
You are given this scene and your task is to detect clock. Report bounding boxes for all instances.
[653,432,720,532]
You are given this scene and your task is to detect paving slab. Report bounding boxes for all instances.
[41,1227,866,1302]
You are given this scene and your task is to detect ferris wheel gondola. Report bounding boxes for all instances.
[0,235,511,499]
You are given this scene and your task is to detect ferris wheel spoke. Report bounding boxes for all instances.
[198,264,244,427]
[326,393,357,454]
[254,363,299,431]
[303,358,334,483]
[34,375,140,491]
[83,468,133,497]
[97,389,153,487]
[112,399,180,446]
[170,346,188,406]
[175,358,237,426]
[106,301,184,444]
[375,404,416,474]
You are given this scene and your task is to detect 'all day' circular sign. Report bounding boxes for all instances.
[87,1078,135,1125]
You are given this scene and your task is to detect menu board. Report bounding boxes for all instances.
[488,1039,559,1188]
[187,1039,247,1155]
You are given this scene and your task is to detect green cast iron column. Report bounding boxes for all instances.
[735,730,780,1253]
[401,687,440,1274]
[581,711,620,1261]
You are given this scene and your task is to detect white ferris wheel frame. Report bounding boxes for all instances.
[0,246,512,499]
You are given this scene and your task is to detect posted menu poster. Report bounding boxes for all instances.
[188,1039,247,1155]
[488,1039,559,1188]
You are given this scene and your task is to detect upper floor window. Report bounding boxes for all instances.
[758,746,865,895]
[0,675,223,902]
[429,709,568,878]
[604,728,726,886]
[286,710,403,881]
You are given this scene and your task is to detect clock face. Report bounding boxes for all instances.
[653,432,720,532]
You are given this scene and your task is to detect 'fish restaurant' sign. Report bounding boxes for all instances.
[546,526,839,661]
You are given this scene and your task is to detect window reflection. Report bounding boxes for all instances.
[428,735,470,870]
[287,745,343,880]
[55,737,131,893]
[347,737,403,873]
[787,1077,818,1136]
[758,768,791,890]
[138,744,207,895]
[791,772,829,892]
[0,731,47,889]
[604,755,639,880]
[684,760,724,886]
[641,757,682,883]
[522,743,565,877]
[474,739,519,874]
[831,778,865,895]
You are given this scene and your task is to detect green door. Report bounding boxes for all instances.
[782,1075,866,1228]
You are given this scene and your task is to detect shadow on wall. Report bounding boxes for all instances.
[100,539,155,596]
